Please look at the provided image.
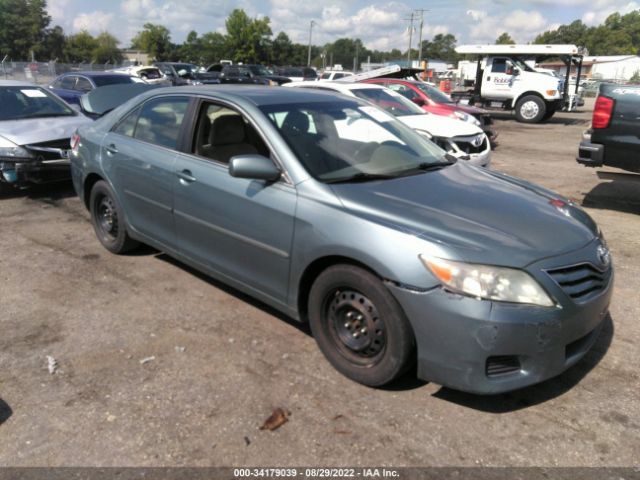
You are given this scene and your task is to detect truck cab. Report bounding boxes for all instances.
[455,45,583,123]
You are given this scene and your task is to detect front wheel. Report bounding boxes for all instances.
[308,265,415,387]
[515,95,546,123]
[89,180,139,254]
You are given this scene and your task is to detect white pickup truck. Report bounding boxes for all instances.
[453,44,584,123]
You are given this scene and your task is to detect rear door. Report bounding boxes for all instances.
[173,99,296,304]
[102,95,191,250]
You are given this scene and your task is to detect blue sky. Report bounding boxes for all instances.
[46,0,639,50]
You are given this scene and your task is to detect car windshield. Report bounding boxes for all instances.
[261,100,448,183]
[413,83,455,104]
[0,86,75,121]
[249,65,271,76]
[350,88,426,117]
[92,75,136,87]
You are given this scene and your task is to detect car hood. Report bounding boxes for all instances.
[330,163,597,267]
[398,114,482,138]
[454,103,489,115]
[0,115,92,146]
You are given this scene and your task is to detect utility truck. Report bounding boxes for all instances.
[453,44,584,123]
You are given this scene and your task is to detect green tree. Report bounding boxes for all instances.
[495,32,515,45]
[421,33,458,62]
[224,9,272,63]
[131,23,172,61]
[93,31,122,64]
[199,31,228,65]
[535,19,590,46]
[63,30,97,63]
[180,30,202,63]
[272,32,293,65]
[40,25,66,60]
[0,0,50,59]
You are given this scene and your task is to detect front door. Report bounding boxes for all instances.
[481,57,517,99]
[173,101,296,304]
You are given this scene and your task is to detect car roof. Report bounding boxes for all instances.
[287,81,385,92]
[0,80,45,87]
[59,71,133,77]
[136,85,363,107]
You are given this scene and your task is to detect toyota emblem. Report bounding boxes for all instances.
[596,244,611,269]
[471,135,484,148]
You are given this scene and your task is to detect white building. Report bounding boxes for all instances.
[540,55,640,81]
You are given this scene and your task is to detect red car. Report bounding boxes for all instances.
[363,78,498,145]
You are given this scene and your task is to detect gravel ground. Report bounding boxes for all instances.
[0,98,639,467]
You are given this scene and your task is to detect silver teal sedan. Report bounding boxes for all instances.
[70,86,613,394]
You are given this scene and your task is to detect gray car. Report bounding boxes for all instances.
[0,80,92,187]
[70,85,613,394]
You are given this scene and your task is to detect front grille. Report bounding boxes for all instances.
[546,263,611,303]
[25,138,70,161]
[452,135,487,155]
[486,356,521,377]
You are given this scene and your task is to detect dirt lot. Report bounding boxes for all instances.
[1,99,639,467]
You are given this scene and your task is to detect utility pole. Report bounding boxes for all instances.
[307,20,316,67]
[415,9,429,65]
[405,12,414,66]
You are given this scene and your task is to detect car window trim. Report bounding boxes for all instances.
[182,96,294,187]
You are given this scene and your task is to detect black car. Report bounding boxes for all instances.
[214,64,291,85]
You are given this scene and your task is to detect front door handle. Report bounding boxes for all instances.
[177,169,196,183]
[105,143,118,155]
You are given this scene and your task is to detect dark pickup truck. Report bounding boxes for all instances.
[577,83,640,173]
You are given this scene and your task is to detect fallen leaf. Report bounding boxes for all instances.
[259,407,290,431]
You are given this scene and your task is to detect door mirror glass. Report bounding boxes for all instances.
[412,97,425,106]
[229,154,281,182]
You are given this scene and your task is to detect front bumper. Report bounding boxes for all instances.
[577,139,604,168]
[388,241,613,394]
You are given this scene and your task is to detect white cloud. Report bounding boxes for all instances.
[582,1,640,25]
[72,11,115,34]
[467,9,549,43]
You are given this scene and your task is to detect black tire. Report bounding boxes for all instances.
[542,109,556,121]
[89,180,139,254]
[515,95,546,123]
[308,264,415,387]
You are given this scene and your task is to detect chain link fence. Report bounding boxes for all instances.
[1,60,134,85]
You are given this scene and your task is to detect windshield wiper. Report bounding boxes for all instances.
[398,160,456,177]
[325,172,397,184]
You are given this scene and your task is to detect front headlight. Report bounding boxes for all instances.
[419,255,556,307]
[0,137,33,161]
[453,111,481,127]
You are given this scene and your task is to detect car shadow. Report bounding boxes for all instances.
[0,180,76,201]
[0,398,13,426]
[154,253,312,337]
[582,179,640,215]
[431,314,614,413]
[490,111,589,126]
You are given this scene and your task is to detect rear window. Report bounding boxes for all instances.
[92,75,136,87]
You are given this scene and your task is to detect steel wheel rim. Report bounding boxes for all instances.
[324,288,386,364]
[521,100,539,120]
[96,195,118,240]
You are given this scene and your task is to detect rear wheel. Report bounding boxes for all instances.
[89,180,139,254]
[308,264,415,386]
[515,95,546,123]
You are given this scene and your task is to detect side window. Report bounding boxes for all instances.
[387,83,418,100]
[75,77,92,92]
[491,58,507,73]
[113,107,141,137]
[193,102,269,164]
[133,97,190,149]
[60,76,76,89]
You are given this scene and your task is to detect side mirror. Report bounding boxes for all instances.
[512,68,520,76]
[229,155,281,182]
[412,97,426,106]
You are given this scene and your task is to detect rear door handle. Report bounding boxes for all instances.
[177,169,196,183]
[105,143,118,155]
